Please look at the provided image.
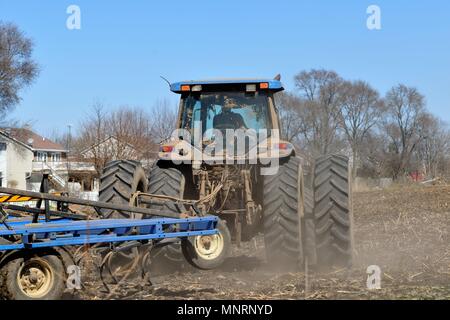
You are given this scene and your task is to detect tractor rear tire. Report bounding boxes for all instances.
[147,163,186,265]
[97,160,148,271]
[147,164,186,216]
[313,154,353,268]
[98,160,148,219]
[263,156,304,269]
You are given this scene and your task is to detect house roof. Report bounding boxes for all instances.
[0,128,66,152]
[0,130,33,151]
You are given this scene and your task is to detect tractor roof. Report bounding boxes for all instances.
[170,78,284,93]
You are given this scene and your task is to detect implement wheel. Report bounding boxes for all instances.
[181,219,231,270]
[0,251,66,300]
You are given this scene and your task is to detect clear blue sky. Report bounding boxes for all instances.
[1,0,449,137]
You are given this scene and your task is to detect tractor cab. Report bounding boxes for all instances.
[160,78,293,163]
[171,79,284,135]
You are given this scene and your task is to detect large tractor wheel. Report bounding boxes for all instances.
[147,164,187,265]
[98,160,149,274]
[263,156,304,269]
[98,160,148,219]
[147,164,187,217]
[313,154,353,268]
[0,250,66,300]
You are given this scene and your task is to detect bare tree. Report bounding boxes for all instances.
[415,114,450,178]
[108,106,153,151]
[383,84,426,179]
[294,69,344,156]
[0,22,39,121]
[74,103,161,174]
[337,80,384,177]
[74,103,108,174]
[357,132,389,178]
[149,99,178,142]
[275,91,303,142]
[278,71,450,181]
[48,128,71,150]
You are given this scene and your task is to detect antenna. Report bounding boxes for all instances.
[160,76,171,89]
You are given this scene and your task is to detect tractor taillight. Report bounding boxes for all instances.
[160,145,174,153]
[260,82,269,89]
[181,85,190,91]
[275,143,290,150]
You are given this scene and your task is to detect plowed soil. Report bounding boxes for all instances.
[77,184,450,300]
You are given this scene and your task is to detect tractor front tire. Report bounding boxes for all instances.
[263,156,304,269]
[313,154,353,268]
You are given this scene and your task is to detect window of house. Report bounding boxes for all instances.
[50,153,61,162]
[37,152,47,162]
[0,143,6,151]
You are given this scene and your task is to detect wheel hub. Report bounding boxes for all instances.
[194,233,224,260]
[18,260,54,298]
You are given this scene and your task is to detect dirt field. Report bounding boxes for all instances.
[79,184,450,300]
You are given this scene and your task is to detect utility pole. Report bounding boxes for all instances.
[66,124,72,189]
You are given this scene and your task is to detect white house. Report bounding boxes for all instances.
[2,128,69,190]
[0,130,34,190]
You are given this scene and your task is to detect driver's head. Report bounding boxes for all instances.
[223,96,237,112]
